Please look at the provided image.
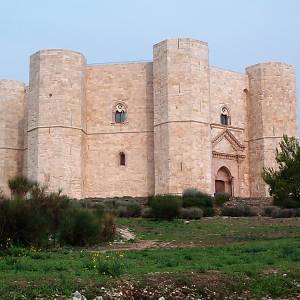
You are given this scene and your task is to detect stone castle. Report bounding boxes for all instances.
[0,38,298,199]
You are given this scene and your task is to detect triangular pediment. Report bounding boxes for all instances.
[213,138,237,154]
[212,129,245,152]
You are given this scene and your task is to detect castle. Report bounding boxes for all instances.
[0,38,298,199]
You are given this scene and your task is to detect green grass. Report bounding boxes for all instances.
[1,217,300,299]
[118,217,300,243]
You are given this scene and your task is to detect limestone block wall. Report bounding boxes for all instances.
[246,62,298,196]
[209,67,250,197]
[84,62,154,197]
[153,38,212,195]
[0,80,26,195]
[0,38,298,200]
[27,49,86,198]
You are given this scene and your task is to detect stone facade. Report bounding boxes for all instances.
[0,38,298,199]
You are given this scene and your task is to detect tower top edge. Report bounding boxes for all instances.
[153,37,208,48]
[246,61,295,72]
[30,48,85,58]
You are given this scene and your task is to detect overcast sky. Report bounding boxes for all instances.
[0,0,299,129]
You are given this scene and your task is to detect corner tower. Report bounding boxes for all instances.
[0,80,26,195]
[27,49,86,198]
[246,62,298,196]
[153,38,212,194]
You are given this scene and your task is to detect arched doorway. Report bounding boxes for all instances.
[215,166,233,196]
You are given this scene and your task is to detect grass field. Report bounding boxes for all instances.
[1,217,300,299]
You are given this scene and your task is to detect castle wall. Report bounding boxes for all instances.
[27,49,86,198]
[153,38,212,195]
[1,38,298,199]
[84,62,154,197]
[209,67,250,197]
[0,80,26,195]
[246,62,298,196]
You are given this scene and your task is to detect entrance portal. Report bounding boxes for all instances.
[215,167,232,196]
[215,180,225,194]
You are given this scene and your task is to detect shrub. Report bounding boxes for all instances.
[0,176,117,249]
[101,211,116,241]
[295,208,300,217]
[182,188,213,208]
[58,207,103,246]
[0,198,49,248]
[271,208,295,218]
[221,206,257,217]
[180,207,203,219]
[214,193,230,206]
[149,194,182,220]
[116,200,141,218]
[263,206,279,217]
[141,207,152,218]
[91,252,125,277]
[8,176,36,198]
[202,207,215,217]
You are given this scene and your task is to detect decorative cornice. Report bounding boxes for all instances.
[212,151,246,161]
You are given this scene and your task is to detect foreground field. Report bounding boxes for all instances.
[1,217,300,299]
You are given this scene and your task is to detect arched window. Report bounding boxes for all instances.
[220,106,230,126]
[114,103,127,123]
[119,152,126,166]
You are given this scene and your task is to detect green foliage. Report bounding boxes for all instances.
[179,207,203,219]
[149,194,182,220]
[182,188,213,208]
[214,193,230,206]
[8,175,36,198]
[221,206,257,217]
[0,177,116,249]
[91,252,125,277]
[0,198,49,248]
[262,135,300,208]
[58,207,103,246]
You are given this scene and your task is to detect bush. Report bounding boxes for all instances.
[141,207,152,218]
[295,208,300,217]
[58,207,103,246]
[180,207,203,219]
[8,176,36,198]
[263,206,279,217]
[101,211,116,241]
[214,193,230,206]
[202,207,215,217]
[182,188,213,208]
[271,208,295,218]
[221,206,257,217]
[149,194,182,220]
[0,176,117,249]
[116,200,141,218]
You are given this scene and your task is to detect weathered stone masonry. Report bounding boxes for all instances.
[0,38,298,199]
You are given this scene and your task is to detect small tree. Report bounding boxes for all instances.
[262,135,300,208]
